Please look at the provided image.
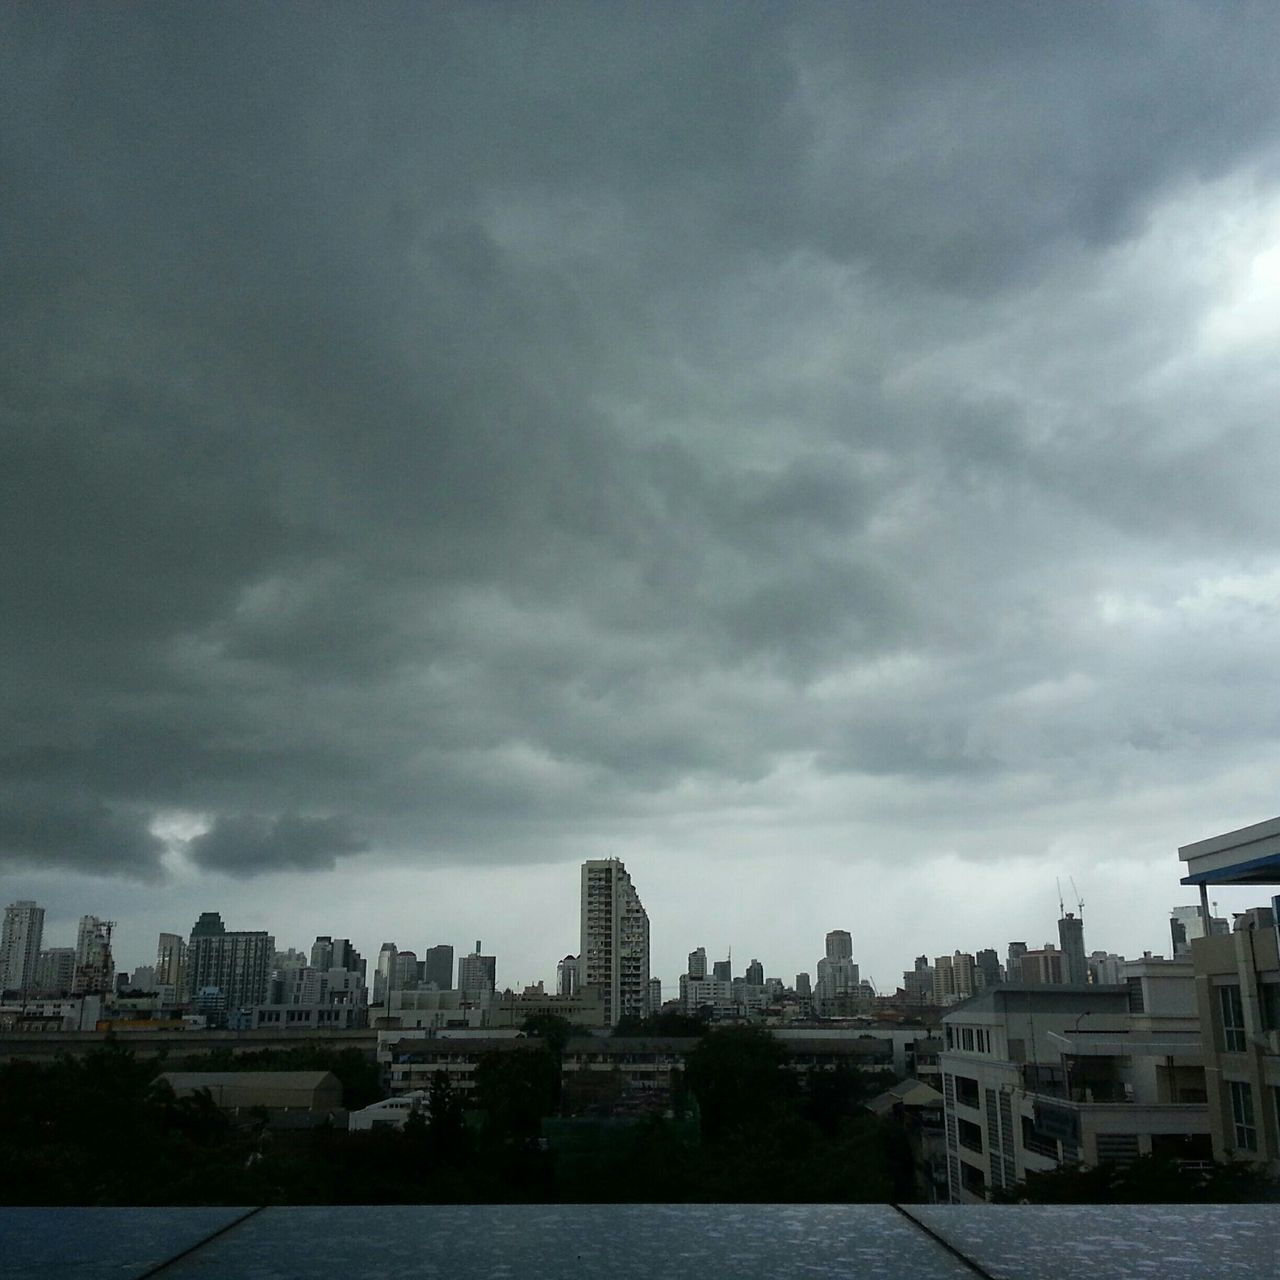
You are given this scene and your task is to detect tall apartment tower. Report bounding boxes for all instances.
[687,947,708,980]
[73,915,114,995]
[156,933,187,993]
[580,858,650,1027]
[1,900,44,994]
[423,944,455,991]
[826,929,853,962]
[1058,913,1088,985]
[457,940,496,998]
[184,911,274,1007]
[556,954,579,997]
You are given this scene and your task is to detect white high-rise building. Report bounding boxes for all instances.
[1,900,45,994]
[580,858,650,1027]
[72,915,114,995]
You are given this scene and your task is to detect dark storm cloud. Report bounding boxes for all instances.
[0,787,164,879]
[4,3,1280,884]
[187,814,367,878]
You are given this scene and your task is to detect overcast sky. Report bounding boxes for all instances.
[5,4,1280,991]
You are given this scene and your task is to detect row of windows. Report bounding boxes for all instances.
[945,1025,994,1054]
[1228,1081,1280,1154]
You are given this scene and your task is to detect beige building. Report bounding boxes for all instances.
[159,1070,343,1113]
[1178,815,1280,1168]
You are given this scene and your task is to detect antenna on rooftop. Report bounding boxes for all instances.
[1070,876,1084,918]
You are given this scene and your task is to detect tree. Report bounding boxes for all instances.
[473,1047,559,1142]
[683,1026,792,1141]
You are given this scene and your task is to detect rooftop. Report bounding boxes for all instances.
[3,1204,1277,1279]
[1179,814,1280,886]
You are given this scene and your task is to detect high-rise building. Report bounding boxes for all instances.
[457,940,497,998]
[1057,913,1088,985]
[556,953,579,997]
[826,930,853,962]
[903,955,934,1005]
[795,972,812,998]
[184,911,274,1007]
[816,928,860,1013]
[1019,945,1065,985]
[647,976,662,1014]
[1007,942,1028,978]
[1169,905,1229,958]
[373,942,398,1004]
[975,949,1002,988]
[73,915,114,995]
[394,950,420,990]
[712,958,731,983]
[745,958,764,986]
[580,858,650,1027]
[423,944,454,991]
[1,900,44,994]
[34,946,76,995]
[687,947,707,980]
[156,933,187,993]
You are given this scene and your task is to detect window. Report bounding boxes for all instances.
[945,1025,954,1049]
[954,1075,980,1109]
[957,1118,984,1153]
[1125,977,1145,1012]
[961,1027,974,1051]
[1261,983,1280,1032]
[959,1161,986,1196]
[1219,984,1246,1052]
[1230,1081,1257,1151]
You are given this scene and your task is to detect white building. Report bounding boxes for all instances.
[580,859,650,1027]
[940,964,1209,1203]
[1,900,45,994]
[348,1090,429,1131]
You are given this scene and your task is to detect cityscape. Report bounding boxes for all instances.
[4,820,1280,1207]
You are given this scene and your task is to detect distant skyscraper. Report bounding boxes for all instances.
[156,933,187,992]
[712,958,731,982]
[1169,905,1229,957]
[35,946,76,995]
[184,911,273,1007]
[423,944,454,991]
[579,858,650,1026]
[975,948,1002,988]
[1058,913,1088,985]
[73,915,114,995]
[457,940,496,998]
[687,947,707,980]
[556,953,579,997]
[1007,942,1028,980]
[825,930,853,962]
[394,950,419,990]
[374,942,398,1004]
[647,976,662,1014]
[795,972,812,998]
[1,900,45,993]
[745,958,764,986]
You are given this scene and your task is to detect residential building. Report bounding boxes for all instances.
[903,956,935,1006]
[687,947,707,980]
[1018,945,1065,985]
[423,944,454,991]
[72,916,114,995]
[579,858,650,1027]
[1058,913,1088,985]
[34,946,75,996]
[745,958,764,987]
[712,958,731,983]
[1007,942,1028,978]
[939,969,1209,1203]
[1178,816,1280,1166]
[556,954,579,997]
[1,900,44,994]
[648,976,663,1013]
[975,949,1002,989]
[128,964,157,993]
[373,942,399,1004]
[184,911,274,1009]
[393,950,420,991]
[457,941,497,999]
[1170,905,1229,958]
[816,929,860,1015]
[156,933,187,993]
[1088,952,1127,986]
[826,930,853,962]
[934,952,976,1005]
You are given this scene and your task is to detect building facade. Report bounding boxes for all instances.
[580,858,650,1027]
[184,911,274,1008]
[1,900,44,994]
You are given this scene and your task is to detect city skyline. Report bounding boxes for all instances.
[6,8,1280,1000]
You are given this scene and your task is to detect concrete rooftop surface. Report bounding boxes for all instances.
[2,1203,1278,1279]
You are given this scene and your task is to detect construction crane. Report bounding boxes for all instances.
[1069,877,1084,918]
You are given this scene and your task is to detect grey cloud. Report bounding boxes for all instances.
[0,788,164,879]
[186,814,367,878]
[3,5,1280,890]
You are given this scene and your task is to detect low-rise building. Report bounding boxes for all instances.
[940,967,1210,1203]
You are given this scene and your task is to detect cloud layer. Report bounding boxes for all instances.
[5,6,1280,979]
